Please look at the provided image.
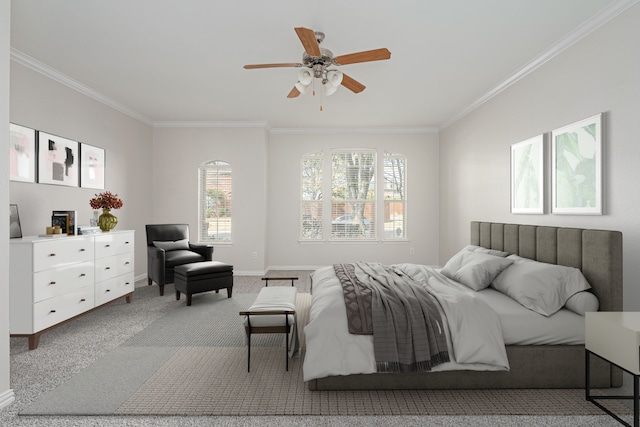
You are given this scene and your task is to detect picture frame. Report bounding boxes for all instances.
[10,204,22,239]
[38,132,79,187]
[551,114,602,215]
[9,123,37,183]
[52,210,78,235]
[511,134,544,214]
[80,143,106,189]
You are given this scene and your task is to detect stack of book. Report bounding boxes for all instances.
[51,210,78,235]
[77,225,101,235]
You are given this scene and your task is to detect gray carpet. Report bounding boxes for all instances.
[1,273,632,425]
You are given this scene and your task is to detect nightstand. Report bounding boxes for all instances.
[585,312,640,427]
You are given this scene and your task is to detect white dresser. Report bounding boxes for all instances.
[9,230,135,349]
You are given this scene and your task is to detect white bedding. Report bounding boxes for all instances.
[475,288,585,345]
[303,263,510,382]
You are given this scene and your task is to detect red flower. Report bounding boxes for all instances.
[89,191,123,210]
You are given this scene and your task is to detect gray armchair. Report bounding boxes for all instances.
[146,224,213,296]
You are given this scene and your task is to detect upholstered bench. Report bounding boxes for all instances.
[174,261,233,306]
[239,286,298,372]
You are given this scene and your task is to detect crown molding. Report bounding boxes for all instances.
[440,0,639,130]
[270,127,438,135]
[10,48,153,126]
[153,121,270,129]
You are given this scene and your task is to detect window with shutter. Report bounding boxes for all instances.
[300,151,323,240]
[383,151,406,240]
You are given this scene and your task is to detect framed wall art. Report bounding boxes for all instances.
[80,143,105,189]
[9,123,37,183]
[37,131,79,187]
[511,134,544,214]
[551,114,602,215]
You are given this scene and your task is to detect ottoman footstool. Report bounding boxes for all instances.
[174,261,233,306]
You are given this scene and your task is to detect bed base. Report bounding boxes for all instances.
[307,221,623,391]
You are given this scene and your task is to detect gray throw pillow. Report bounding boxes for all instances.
[441,250,514,291]
[152,238,190,251]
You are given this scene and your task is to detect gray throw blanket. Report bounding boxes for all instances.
[334,262,450,373]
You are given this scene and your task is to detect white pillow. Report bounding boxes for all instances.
[564,291,599,316]
[441,250,514,291]
[152,238,190,251]
[491,255,592,316]
[463,245,509,257]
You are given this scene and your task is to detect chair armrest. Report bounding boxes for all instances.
[147,245,166,262]
[189,243,213,261]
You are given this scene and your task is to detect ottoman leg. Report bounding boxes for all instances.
[187,294,192,306]
[176,290,181,301]
[227,287,233,298]
[159,284,165,296]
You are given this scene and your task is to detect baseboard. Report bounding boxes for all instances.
[0,388,15,410]
[267,265,323,271]
[233,270,267,276]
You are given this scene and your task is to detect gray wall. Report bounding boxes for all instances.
[439,3,640,310]
[9,62,154,279]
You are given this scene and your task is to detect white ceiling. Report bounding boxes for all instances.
[9,0,634,129]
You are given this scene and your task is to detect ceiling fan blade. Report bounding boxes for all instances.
[341,73,366,93]
[294,27,321,57]
[244,63,301,69]
[287,86,301,98]
[335,48,391,65]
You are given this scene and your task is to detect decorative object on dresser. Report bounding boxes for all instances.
[9,204,22,239]
[145,224,213,296]
[89,191,123,232]
[9,230,135,350]
[51,210,77,235]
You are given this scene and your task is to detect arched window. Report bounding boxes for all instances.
[198,160,232,242]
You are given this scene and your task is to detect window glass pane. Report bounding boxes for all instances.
[331,150,376,239]
[199,161,231,242]
[384,152,406,240]
[300,152,323,240]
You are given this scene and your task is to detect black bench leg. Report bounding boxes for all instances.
[187,294,192,306]
[247,333,251,372]
[176,290,181,301]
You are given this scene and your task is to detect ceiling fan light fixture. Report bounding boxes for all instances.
[298,68,313,85]
[326,70,343,87]
[323,83,338,96]
[294,81,310,94]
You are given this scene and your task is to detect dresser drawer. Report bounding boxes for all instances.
[95,232,135,259]
[33,286,95,332]
[94,252,134,282]
[33,262,95,302]
[95,272,135,306]
[33,238,94,272]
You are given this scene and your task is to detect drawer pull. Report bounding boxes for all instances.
[80,298,86,302]
[79,248,86,252]
[49,253,56,257]
[125,241,130,244]
[125,261,130,265]
[49,310,56,313]
[49,281,56,285]
[125,282,130,285]
[105,267,111,270]
[105,244,111,248]
[105,289,111,293]
[80,273,86,277]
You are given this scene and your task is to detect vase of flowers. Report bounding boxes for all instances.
[89,191,123,232]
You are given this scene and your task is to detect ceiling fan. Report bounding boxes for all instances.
[243,27,391,103]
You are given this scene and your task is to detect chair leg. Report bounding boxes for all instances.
[176,290,180,301]
[148,278,152,286]
[186,294,192,306]
[159,284,164,296]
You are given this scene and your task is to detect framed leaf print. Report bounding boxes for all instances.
[511,134,544,214]
[551,114,602,215]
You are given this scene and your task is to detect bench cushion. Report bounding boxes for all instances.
[174,261,233,277]
[243,287,297,327]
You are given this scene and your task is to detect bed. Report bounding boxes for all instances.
[304,221,623,391]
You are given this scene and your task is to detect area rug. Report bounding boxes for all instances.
[21,291,630,417]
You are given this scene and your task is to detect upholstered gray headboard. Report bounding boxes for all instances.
[470,221,623,312]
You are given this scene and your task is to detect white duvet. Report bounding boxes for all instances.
[302,263,510,382]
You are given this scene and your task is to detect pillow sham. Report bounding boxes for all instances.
[441,250,514,291]
[491,255,592,316]
[564,291,599,316]
[152,238,190,251]
[463,245,509,258]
